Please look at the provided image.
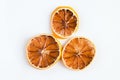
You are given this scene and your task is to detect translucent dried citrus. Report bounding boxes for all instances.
[51,6,79,39]
[62,37,95,70]
[26,34,61,69]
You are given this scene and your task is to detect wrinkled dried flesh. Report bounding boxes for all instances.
[27,35,59,68]
[63,38,95,69]
[52,9,77,37]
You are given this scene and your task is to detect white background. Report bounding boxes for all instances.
[0,0,120,80]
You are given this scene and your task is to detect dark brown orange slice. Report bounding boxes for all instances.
[62,37,95,70]
[51,6,79,39]
[26,34,61,69]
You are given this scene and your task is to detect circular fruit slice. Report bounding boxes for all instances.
[26,34,61,69]
[51,6,79,39]
[62,37,95,70]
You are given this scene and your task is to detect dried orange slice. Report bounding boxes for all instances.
[62,37,95,70]
[51,6,79,39]
[26,34,61,69]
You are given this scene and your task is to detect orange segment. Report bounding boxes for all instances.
[51,6,79,39]
[26,34,61,69]
[62,37,95,70]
